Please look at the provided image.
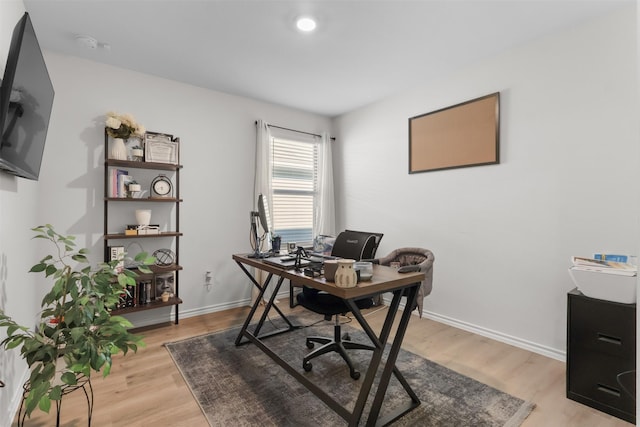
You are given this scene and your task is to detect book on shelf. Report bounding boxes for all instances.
[138,280,153,305]
[109,168,129,197]
[120,174,133,198]
[593,253,632,263]
[116,284,137,309]
[125,283,136,307]
[115,279,139,309]
[571,256,637,276]
[109,168,131,198]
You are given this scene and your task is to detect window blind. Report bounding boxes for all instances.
[271,137,318,246]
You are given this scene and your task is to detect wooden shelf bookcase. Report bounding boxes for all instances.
[103,129,183,325]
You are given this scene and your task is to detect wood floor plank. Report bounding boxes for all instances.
[12,304,633,426]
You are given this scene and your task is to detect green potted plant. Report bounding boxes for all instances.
[0,224,154,417]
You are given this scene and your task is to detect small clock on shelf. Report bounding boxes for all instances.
[150,174,173,198]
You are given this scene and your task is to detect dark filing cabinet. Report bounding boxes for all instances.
[567,288,636,423]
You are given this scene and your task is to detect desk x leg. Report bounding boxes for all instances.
[239,281,421,426]
[346,284,421,426]
[234,261,297,346]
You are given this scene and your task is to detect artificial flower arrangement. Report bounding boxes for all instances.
[105,111,146,139]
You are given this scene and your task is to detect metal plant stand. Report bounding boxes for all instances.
[18,374,93,427]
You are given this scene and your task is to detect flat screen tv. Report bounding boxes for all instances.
[0,12,54,180]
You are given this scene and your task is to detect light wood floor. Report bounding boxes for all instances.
[12,303,633,427]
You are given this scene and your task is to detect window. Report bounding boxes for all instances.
[271,137,318,247]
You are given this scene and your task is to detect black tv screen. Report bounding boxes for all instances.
[0,12,54,180]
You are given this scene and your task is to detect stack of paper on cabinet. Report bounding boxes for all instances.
[571,256,637,276]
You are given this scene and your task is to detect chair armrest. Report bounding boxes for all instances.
[398,265,420,273]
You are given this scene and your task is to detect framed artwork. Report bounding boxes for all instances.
[145,131,178,164]
[155,272,175,297]
[409,92,500,173]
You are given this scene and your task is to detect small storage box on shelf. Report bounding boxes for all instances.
[103,128,183,325]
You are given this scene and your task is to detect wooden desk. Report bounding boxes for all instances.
[232,254,425,426]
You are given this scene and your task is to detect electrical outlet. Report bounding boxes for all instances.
[204,271,212,286]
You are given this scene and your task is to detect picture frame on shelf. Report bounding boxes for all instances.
[155,272,175,298]
[145,131,178,164]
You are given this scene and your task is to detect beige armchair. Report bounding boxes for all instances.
[372,247,434,316]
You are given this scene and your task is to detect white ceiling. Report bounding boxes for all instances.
[23,0,632,117]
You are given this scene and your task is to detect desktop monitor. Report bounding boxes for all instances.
[249,193,271,258]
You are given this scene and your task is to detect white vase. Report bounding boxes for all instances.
[135,209,151,226]
[335,259,358,288]
[110,138,127,160]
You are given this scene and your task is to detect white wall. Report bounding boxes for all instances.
[333,6,639,359]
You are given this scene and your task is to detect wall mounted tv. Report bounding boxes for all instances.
[0,12,54,180]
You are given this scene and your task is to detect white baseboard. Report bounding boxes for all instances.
[3,368,29,427]
[128,298,253,328]
[178,299,251,319]
[289,290,565,362]
[129,290,566,362]
[422,310,565,362]
[377,294,566,362]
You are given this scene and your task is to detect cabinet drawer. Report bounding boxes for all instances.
[568,351,635,397]
[568,294,635,358]
[569,330,635,360]
[567,354,635,416]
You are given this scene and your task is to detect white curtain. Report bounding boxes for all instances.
[314,131,336,237]
[254,119,273,247]
[253,120,273,304]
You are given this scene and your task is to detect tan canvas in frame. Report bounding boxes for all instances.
[409,92,500,173]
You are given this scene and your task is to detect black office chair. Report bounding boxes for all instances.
[296,230,383,380]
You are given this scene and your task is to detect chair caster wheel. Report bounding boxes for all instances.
[303,361,312,372]
[306,340,314,349]
[350,370,360,380]
[342,333,351,341]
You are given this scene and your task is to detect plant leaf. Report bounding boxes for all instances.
[49,385,62,400]
[38,395,51,413]
[45,265,58,277]
[72,254,88,263]
[61,371,77,385]
[30,263,47,273]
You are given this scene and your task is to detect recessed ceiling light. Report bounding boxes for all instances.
[296,16,317,32]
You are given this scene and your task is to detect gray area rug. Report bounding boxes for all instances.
[165,313,535,426]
